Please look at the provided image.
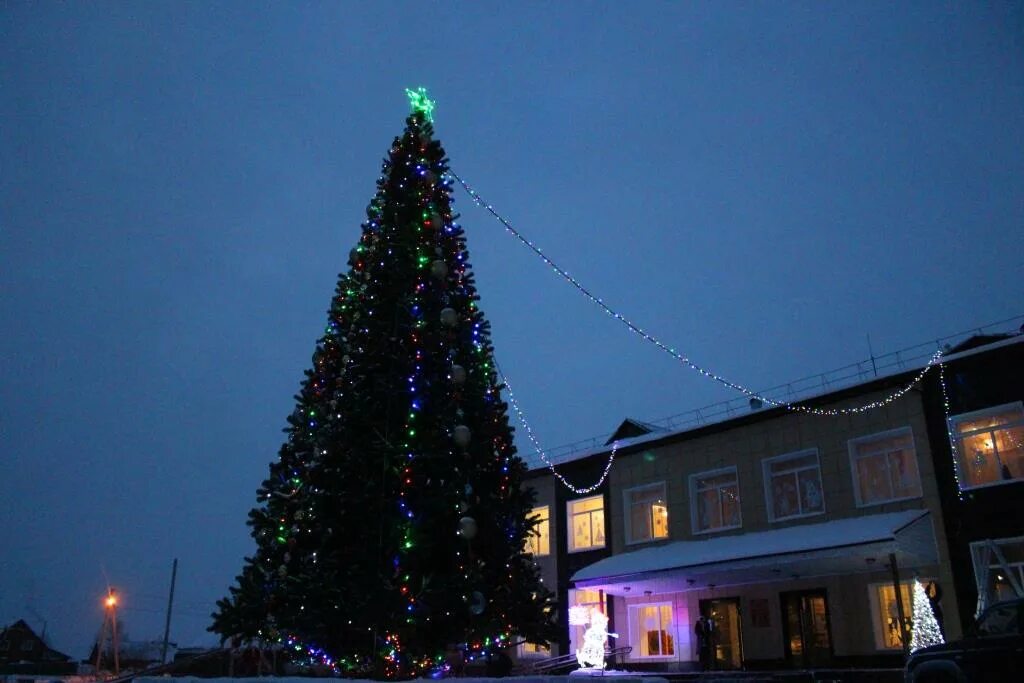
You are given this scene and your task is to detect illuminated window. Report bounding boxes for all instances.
[525,505,550,556]
[763,449,825,521]
[568,589,605,654]
[568,495,605,552]
[869,582,914,650]
[624,482,669,544]
[690,467,741,534]
[628,603,675,657]
[950,403,1024,489]
[971,536,1024,605]
[849,428,922,506]
[518,640,550,658]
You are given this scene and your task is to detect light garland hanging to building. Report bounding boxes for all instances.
[451,171,943,416]
[498,363,618,494]
[938,361,967,499]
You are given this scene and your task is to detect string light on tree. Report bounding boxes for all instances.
[910,578,944,653]
[212,88,555,676]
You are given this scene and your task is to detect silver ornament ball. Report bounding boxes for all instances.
[440,307,459,326]
[453,425,471,448]
[469,591,486,615]
[450,365,467,385]
[458,516,478,539]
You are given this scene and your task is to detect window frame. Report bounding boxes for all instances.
[970,535,1024,606]
[847,426,923,508]
[762,448,826,522]
[626,600,677,659]
[623,481,669,546]
[866,579,924,650]
[525,505,551,557]
[567,494,606,553]
[689,466,742,536]
[517,639,551,658]
[949,401,1024,491]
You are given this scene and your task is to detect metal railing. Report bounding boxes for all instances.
[523,314,1024,468]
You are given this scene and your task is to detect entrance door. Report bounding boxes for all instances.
[780,590,832,668]
[699,598,743,670]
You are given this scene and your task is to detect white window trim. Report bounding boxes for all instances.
[627,600,678,660]
[867,579,933,651]
[848,426,923,508]
[526,505,551,557]
[567,494,606,553]
[969,535,1024,607]
[762,448,826,522]
[623,481,669,546]
[949,401,1024,491]
[689,466,742,536]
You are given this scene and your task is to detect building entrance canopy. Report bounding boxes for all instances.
[571,509,936,596]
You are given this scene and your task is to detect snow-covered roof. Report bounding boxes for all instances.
[572,509,929,583]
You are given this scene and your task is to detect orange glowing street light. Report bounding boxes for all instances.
[95,589,120,676]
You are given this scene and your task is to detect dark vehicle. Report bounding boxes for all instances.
[905,597,1024,682]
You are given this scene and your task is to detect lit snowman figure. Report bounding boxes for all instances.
[576,608,617,669]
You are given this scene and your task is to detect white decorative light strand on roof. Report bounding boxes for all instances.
[451,170,943,416]
[938,360,966,500]
[499,365,617,494]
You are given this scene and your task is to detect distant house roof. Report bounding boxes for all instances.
[0,619,71,663]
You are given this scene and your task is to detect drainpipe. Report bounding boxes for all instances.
[889,553,911,656]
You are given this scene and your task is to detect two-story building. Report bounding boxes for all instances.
[518,330,1024,673]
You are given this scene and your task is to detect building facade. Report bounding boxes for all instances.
[518,332,1024,672]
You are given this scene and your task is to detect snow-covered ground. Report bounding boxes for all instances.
[137,676,667,683]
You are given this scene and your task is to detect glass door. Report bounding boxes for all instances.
[780,590,832,668]
[699,597,744,670]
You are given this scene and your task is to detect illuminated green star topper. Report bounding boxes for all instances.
[405,86,436,122]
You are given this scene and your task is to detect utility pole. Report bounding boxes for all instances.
[160,559,178,664]
[95,589,120,676]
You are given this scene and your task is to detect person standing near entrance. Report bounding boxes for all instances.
[706,613,718,670]
[695,615,711,670]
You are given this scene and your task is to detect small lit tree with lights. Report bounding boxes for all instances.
[909,578,944,653]
[211,89,556,677]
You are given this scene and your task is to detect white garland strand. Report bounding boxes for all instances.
[452,170,942,416]
[499,365,617,494]
[938,361,966,499]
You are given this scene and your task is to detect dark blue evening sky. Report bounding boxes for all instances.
[2,2,1022,657]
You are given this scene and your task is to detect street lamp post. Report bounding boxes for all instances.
[95,590,120,677]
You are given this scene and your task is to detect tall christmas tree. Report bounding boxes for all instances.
[909,578,944,653]
[211,89,555,677]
